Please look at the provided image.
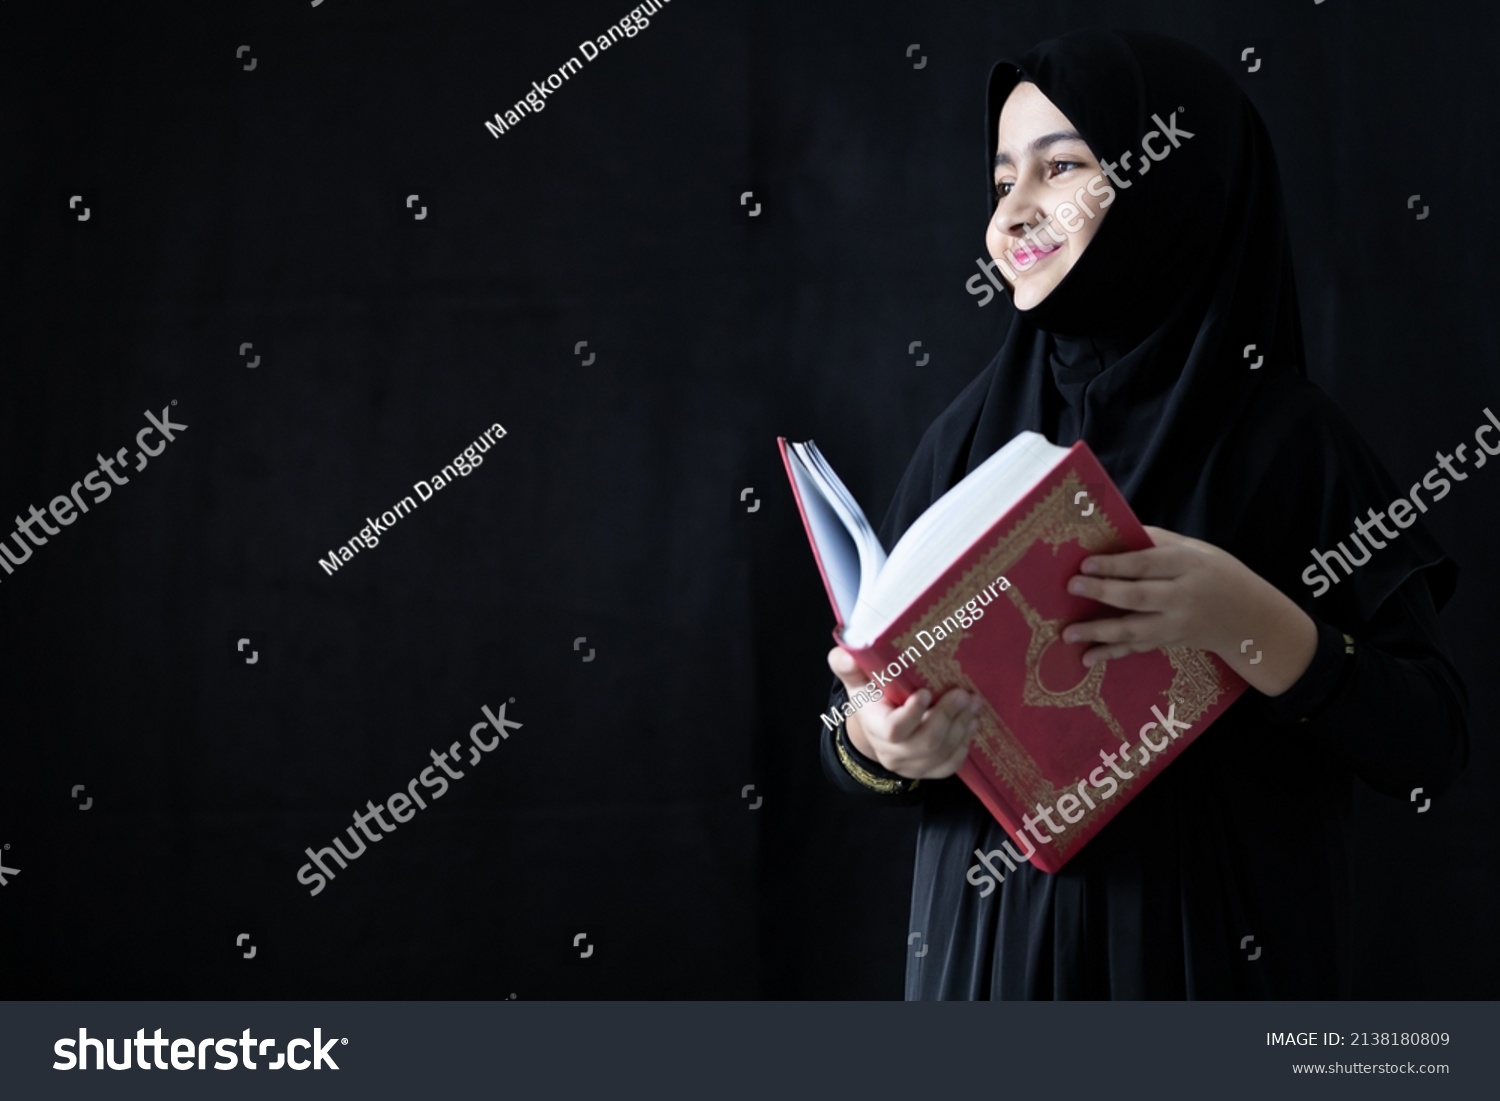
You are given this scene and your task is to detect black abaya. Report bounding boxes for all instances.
[817,30,1468,999]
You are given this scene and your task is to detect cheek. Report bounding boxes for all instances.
[985,217,1006,255]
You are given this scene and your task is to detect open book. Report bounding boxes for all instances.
[779,431,1246,873]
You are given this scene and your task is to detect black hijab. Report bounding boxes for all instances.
[880,28,1456,628]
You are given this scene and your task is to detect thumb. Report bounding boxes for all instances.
[826,646,875,696]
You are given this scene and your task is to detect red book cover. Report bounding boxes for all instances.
[781,436,1247,872]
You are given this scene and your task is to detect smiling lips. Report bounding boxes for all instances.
[1011,242,1062,269]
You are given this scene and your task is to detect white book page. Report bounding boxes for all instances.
[785,443,886,627]
[842,432,1068,646]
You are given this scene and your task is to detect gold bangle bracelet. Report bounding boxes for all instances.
[835,722,920,795]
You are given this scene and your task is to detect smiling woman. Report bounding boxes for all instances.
[987,84,1113,309]
[985,88,1198,307]
[817,28,1469,1002]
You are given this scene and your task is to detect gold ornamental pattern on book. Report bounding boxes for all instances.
[889,471,1230,862]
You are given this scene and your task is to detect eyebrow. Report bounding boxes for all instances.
[993,130,1086,170]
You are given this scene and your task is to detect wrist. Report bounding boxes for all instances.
[1216,585,1318,696]
[844,712,876,759]
[834,720,920,795]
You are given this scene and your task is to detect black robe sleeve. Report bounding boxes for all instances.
[1253,573,1469,800]
[817,681,929,805]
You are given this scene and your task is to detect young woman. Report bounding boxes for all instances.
[820,29,1467,999]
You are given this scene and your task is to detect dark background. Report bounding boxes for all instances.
[1,0,1495,999]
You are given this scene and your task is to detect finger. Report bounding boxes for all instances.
[883,688,932,744]
[1077,546,1186,580]
[887,709,969,778]
[826,646,879,697]
[1067,575,1176,610]
[935,687,974,720]
[1139,525,1181,546]
[1062,612,1167,648]
[924,723,979,780]
[942,709,980,759]
[930,702,980,757]
[1080,640,1155,667]
[1141,525,1214,552]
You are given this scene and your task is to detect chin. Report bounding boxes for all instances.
[1012,280,1056,310]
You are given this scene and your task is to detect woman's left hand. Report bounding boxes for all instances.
[1062,525,1319,696]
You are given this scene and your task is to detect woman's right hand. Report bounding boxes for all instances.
[827,646,982,780]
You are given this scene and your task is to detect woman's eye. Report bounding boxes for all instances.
[995,160,1082,197]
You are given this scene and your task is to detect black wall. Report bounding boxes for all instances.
[1,0,1495,999]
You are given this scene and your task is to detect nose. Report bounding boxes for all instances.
[998,177,1049,241]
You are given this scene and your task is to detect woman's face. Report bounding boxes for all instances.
[987,82,1110,310]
